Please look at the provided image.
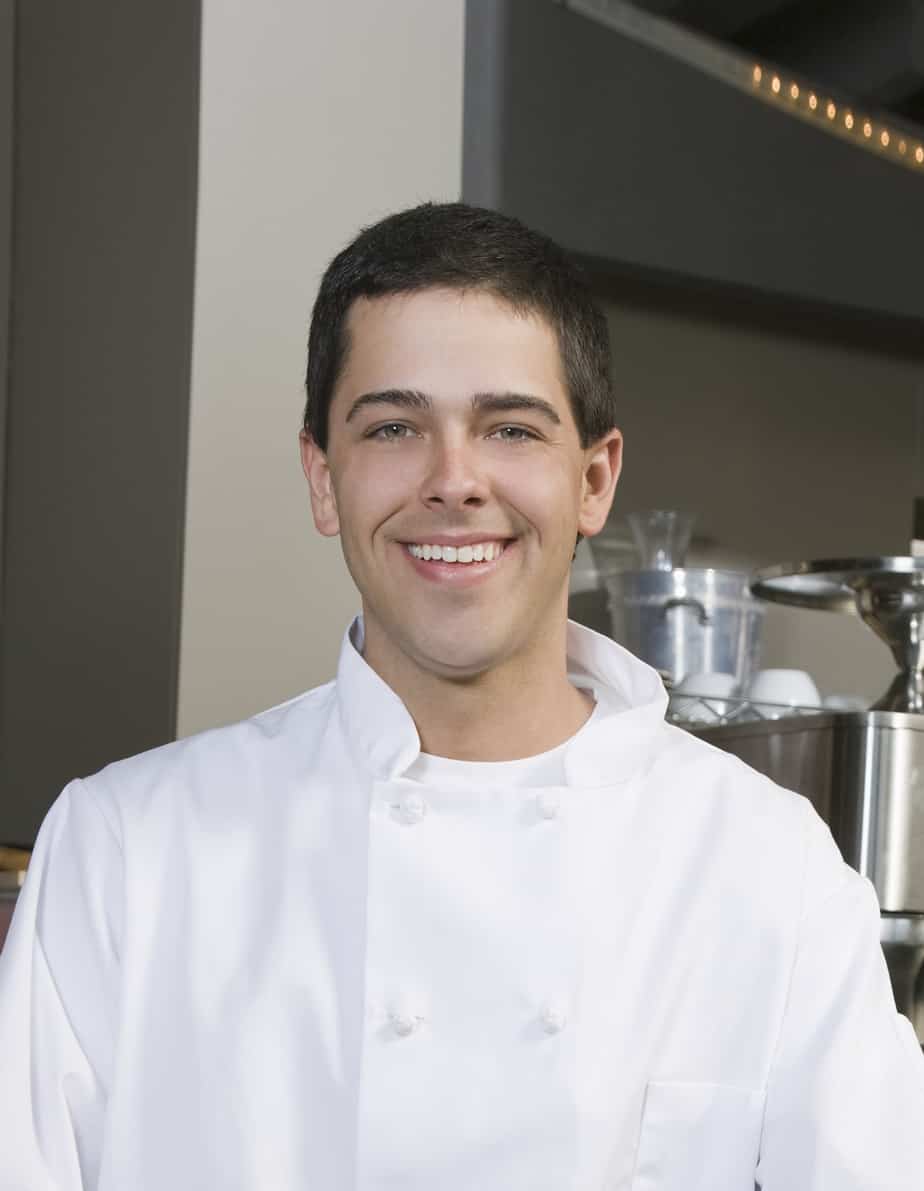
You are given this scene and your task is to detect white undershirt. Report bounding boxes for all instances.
[403,687,602,788]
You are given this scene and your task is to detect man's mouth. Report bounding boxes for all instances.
[403,539,512,565]
[398,538,518,585]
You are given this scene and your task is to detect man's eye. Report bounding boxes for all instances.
[491,425,538,443]
[368,423,412,441]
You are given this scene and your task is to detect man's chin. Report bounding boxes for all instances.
[403,626,512,681]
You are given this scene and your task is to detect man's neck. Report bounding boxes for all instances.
[413,677,595,762]
[359,614,596,762]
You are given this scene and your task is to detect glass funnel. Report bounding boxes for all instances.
[627,510,696,572]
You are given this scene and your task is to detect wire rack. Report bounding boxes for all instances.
[667,693,827,728]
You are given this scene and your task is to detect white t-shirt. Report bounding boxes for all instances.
[403,687,602,788]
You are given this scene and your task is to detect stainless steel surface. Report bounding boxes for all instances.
[880,916,924,1043]
[829,711,924,913]
[604,568,765,687]
[751,556,924,712]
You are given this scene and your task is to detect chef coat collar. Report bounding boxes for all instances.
[335,613,668,787]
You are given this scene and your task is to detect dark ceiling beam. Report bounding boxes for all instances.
[735,0,924,108]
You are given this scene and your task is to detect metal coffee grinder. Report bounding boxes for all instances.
[750,556,924,1041]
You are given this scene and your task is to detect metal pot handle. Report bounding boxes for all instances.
[661,596,711,626]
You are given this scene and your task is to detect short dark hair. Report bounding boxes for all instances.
[303,201,615,453]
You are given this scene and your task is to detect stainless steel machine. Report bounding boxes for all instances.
[678,556,924,1042]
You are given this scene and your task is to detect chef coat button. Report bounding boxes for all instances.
[394,792,428,824]
[390,1011,423,1037]
[536,791,560,820]
[539,1005,567,1035]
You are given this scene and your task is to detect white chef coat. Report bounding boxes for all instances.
[1,613,923,1190]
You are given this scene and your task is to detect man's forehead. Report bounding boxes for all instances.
[336,288,566,395]
[342,287,555,338]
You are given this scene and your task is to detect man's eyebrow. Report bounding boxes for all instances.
[344,389,562,426]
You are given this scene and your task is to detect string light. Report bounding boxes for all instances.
[748,62,922,173]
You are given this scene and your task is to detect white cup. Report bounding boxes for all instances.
[747,669,821,717]
[673,672,740,722]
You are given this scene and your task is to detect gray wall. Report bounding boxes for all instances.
[0,2,200,844]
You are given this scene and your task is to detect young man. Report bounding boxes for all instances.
[1,203,922,1189]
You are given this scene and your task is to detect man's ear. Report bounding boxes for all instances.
[299,429,340,537]
[577,427,623,538]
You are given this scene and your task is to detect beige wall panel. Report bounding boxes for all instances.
[179,0,464,735]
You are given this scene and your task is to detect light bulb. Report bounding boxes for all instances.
[826,101,836,119]
[771,76,781,94]
[752,65,762,84]
[809,94,818,111]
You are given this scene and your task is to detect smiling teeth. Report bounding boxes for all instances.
[407,541,507,563]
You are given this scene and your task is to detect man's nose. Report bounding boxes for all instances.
[420,436,489,508]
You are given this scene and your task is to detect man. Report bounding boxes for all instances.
[1,202,922,1189]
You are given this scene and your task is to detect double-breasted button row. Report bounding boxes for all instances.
[382,786,567,1042]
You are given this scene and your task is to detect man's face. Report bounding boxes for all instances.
[300,287,622,680]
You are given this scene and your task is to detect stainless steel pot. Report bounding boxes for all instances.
[603,568,766,687]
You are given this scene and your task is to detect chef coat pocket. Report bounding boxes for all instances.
[629,1080,764,1191]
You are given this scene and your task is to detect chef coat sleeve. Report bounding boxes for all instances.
[0,779,123,1190]
[755,803,924,1189]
